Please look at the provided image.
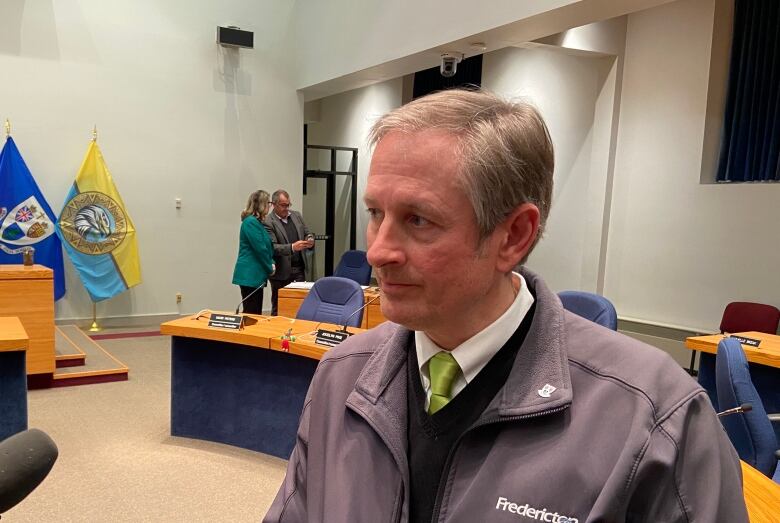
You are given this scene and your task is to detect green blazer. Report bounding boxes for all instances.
[232,216,274,288]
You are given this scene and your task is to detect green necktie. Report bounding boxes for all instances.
[428,351,461,415]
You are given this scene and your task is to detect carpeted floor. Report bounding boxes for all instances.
[5,332,288,522]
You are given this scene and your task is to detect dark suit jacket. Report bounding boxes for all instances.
[263,211,312,281]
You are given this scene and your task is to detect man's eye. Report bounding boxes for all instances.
[366,208,383,220]
[409,215,430,227]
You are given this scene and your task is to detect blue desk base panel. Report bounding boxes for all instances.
[171,336,318,459]
[0,351,28,442]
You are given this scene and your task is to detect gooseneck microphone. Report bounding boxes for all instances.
[0,429,59,514]
[235,284,266,314]
[717,403,753,418]
[340,293,381,333]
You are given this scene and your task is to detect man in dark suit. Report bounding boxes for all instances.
[264,189,314,315]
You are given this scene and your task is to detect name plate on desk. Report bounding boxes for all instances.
[315,329,351,347]
[730,335,761,347]
[208,313,243,330]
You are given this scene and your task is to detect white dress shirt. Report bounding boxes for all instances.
[415,272,534,410]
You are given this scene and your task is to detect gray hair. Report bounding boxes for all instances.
[271,189,290,204]
[368,89,554,256]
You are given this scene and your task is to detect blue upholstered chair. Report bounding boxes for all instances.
[296,276,365,327]
[716,337,780,482]
[558,291,618,331]
[333,250,372,286]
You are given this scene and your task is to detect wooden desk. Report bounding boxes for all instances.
[0,317,29,441]
[161,313,326,353]
[268,323,364,360]
[160,314,363,458]
[685,331,780,443]
[0,265,55,375]
[278,286,387,329]
[741,461,780,522]
[685,332,780,369]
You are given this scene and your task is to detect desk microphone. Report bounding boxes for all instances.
[0,429,59,514]
[717,403,753,418]
[339,293,381,333]
[235,285,266,314]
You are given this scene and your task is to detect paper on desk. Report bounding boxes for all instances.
[285,281,315,289]
[286,281,372,291]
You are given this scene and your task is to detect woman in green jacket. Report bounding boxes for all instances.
[232,190,275,314]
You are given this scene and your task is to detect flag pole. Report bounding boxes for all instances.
[89,302,102,332]
[87,125,101,332]
[4,119,10,138]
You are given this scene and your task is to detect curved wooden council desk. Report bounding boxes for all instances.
[0,317,29,441]
[741,461,780,522]
[160,313,363,458]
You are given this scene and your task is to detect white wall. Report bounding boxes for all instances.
[483,46,616,292]
[0,0,302,321]
[303,79,403,278]
[289,0,579,89]
[605,0,780,331]
[290,0,674,101]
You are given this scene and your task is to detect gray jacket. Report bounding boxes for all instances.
[263,211,312,281]
[264,269,747,522]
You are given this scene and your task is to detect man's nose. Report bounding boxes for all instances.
[366,220,405,268]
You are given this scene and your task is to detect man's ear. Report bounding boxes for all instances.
[494,203,540,272]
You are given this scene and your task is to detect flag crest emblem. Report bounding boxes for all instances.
[59,192,127,254]
[0,196,56,245]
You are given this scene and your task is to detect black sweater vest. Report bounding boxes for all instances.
[406,302,536,523]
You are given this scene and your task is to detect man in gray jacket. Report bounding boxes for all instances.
[265,89,747,522]
[264,189,314,315]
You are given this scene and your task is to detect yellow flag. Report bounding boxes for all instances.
[57,141,141,301]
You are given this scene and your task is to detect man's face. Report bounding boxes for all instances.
[275,194,291,219]
[364,130,505,339]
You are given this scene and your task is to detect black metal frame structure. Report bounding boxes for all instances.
[303,126,358,276]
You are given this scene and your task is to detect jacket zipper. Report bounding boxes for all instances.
[346,402,408,523]
[430,404,571,523]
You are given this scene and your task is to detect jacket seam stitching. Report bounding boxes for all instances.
[657,423,691,523]
[277,479,299,521]
[623,395,699,522]
[568,358,659,423]
[319,351,373,365]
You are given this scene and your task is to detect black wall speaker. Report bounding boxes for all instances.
[217,26,253,49]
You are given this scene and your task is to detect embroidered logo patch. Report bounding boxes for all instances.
[537,384,557,398]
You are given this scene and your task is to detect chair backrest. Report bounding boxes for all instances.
[296,276,365,327]
[720,301,780,335]
[716,337,779,478]
[333,250,372,286]
[558,291,618,331]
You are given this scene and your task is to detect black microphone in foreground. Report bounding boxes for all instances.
[0,429,58,514]
[339,293,381,333]
[235,284,266,314]
[717,403,753,418]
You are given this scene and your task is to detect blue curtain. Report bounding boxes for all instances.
[716,0,780,182]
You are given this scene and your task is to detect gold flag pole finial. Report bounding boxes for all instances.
[92,125,98,143]
[4,119,10,138]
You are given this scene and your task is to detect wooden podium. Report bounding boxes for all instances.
[0,265,55,376]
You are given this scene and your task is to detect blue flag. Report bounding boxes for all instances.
[0,137,66,300]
